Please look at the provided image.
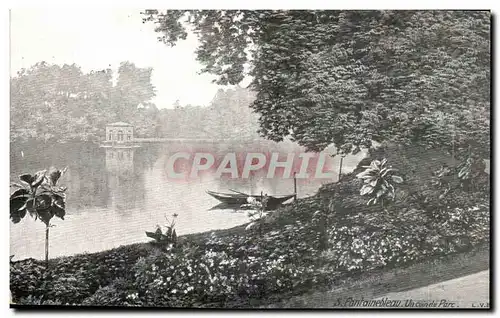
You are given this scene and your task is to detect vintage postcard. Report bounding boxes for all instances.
[9,9,491,309]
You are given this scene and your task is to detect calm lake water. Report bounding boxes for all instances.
[10,140,366,260]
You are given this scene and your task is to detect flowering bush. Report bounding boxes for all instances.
[131,207,331,307]
[433,204,490,247]
[323,201,490,274]
[81,285,122,306]
[132,246,245,307]
[327,225,429,272]
[10,244,150,305]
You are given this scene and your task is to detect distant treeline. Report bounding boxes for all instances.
[10,61,261,143]
[154,87,261,140]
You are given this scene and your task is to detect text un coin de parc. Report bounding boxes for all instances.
[165,152,337,179]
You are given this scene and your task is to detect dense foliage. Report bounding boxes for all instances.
[10,61,158,142]
[154,86,260,140]
[10,244,151,305]
[143,10,490,158]
[10,61,260,142]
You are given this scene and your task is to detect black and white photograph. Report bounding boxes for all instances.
[8,8,491,309]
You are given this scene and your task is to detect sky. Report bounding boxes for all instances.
[10,8,242,108]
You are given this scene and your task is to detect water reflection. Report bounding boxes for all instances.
[105,147,145,212]
[10,140,366,260]
[105,147,135,174]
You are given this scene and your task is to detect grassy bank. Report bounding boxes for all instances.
[10,144,490,308]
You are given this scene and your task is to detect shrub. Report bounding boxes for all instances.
[10,259,45,300]
[356,158,404,207]
[81,285,121,307]
[10,244,150,305]
[39,269,94,304]
[10,258,93,305]
[132,216,332,307]
[133,246,245,307]
[81,278,140,307]
[324,201,489,274]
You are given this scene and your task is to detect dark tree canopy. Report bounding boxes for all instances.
[143,10,490,158]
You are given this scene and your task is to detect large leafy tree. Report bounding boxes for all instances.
[152,86,260,139]
[113,61,156,120]
[10,61,158,142]
[10,62,85,141]
[205,86,260,139]
[143,10,490,159]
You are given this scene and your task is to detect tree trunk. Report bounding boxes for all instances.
[338,156,344,182]
[45,224,49,267]
[293,172,297,201]
[451,125,456,166]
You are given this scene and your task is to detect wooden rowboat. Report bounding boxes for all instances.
[206,190,295,210]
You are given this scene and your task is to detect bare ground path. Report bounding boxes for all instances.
[264,245,489,308]
[374,270,490,308]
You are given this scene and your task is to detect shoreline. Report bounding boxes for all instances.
[10,144,491,308]
[10,208,490,308]
[11,221,250,264]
